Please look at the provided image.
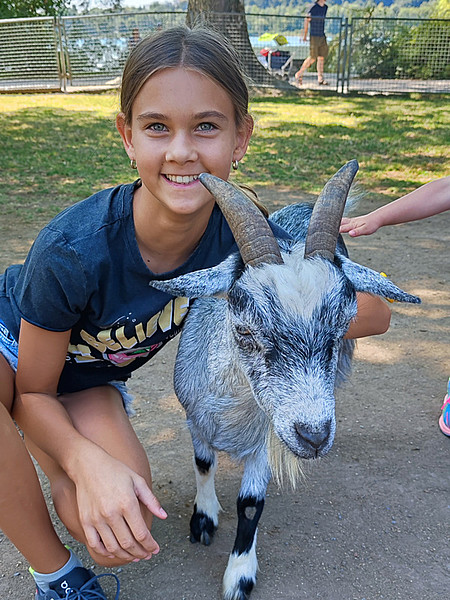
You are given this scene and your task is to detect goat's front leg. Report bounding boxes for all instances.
[189,446,221,546]
[222,459,271,600]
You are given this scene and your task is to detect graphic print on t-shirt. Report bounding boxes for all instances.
[67,296,190,368]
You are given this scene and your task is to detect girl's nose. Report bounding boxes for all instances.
[165,132,198,165]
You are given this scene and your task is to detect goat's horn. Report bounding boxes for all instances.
[199,173,283,267]
[304,159,359,261]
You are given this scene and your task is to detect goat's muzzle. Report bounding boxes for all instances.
[294,420,332,458]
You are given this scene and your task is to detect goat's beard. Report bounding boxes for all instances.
[266,425,307,490]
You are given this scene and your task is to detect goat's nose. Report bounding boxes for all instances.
[294,420,331,453]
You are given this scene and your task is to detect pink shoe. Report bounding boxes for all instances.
[438,378,450,437]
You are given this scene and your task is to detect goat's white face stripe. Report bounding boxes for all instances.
[241,252,336,320]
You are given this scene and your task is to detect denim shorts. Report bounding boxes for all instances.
[0,319,134,416]
[0,319,19,371]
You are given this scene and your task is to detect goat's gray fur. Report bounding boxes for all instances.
[150,163,420,600]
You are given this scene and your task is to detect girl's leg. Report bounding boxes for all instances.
[26,385,154,566]
[0,356,69,574]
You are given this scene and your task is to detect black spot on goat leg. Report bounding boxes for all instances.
[195,455,213,474]
[233,495,264,555]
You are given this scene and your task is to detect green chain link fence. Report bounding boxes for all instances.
[0,11,448,94]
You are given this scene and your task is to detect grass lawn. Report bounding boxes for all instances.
[0,91,449,222]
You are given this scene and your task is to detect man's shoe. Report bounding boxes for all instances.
[34,566,120,599]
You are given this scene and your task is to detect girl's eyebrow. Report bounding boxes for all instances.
[136,110,229,122]
[136,111,165,122]
[195,111,229,122]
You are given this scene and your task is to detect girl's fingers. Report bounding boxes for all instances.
[339,218,357,233]
[134,477,168,520]
[90,518,156,561]
[101,520,151,560]
[83,524,116,558]
[340,220,366,236]
[340,217,351,227]
[122,506,160,556]
[79,472,165,560]
[82,503,153,561]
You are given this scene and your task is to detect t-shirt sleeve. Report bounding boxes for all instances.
[14,227,88,332]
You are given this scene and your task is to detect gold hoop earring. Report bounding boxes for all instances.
[232,160,239,171]
[130,159,137,169]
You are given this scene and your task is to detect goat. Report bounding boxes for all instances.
[151,161,420,600]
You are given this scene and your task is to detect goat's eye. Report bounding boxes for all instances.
[235,325,252,337]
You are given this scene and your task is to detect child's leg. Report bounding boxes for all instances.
[25,384,156,566]
[0,356,69,574]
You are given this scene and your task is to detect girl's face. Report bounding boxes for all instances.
[117,67,253,218]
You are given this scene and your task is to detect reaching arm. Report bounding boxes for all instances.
[340,176,450,237]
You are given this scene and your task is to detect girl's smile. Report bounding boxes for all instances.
[117,67,253,221]
[163,174,200,185]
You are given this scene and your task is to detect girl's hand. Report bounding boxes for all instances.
[73,448,167,562]
[340,214,382,237]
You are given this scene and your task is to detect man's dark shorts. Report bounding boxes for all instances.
[310,35,328,59]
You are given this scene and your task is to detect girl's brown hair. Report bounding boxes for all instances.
[120,25,250,127]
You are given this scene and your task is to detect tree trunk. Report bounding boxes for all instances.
[186,0,290,87]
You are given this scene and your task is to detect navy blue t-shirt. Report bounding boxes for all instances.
[0,181,291,394]
[309,2,328,37]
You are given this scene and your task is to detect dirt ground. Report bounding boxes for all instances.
[0,186,448,600]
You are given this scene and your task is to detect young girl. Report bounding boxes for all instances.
[1,26,391,599]
[340,176,450,437]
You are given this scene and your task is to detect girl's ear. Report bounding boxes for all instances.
[233,114,254,163]
[116,112,135,160]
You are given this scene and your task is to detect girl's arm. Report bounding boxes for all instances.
[345,292,391,339]
[13,320,165,562]
[340,176,450,237]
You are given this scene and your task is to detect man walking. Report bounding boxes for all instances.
[295,0,329,85]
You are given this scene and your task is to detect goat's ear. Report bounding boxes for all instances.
[338,256,421,304]
[149,253,241,298]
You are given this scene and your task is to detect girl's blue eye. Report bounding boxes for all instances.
[198,122,215,132]
[149,123,166,132]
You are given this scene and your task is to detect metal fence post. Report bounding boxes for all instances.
[346,18,354,93]
[54,17,66,92]
[335,17,344,93]
[339,17,349,94]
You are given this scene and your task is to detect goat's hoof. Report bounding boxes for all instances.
[189,510,217,546]
[223,578,255,600]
